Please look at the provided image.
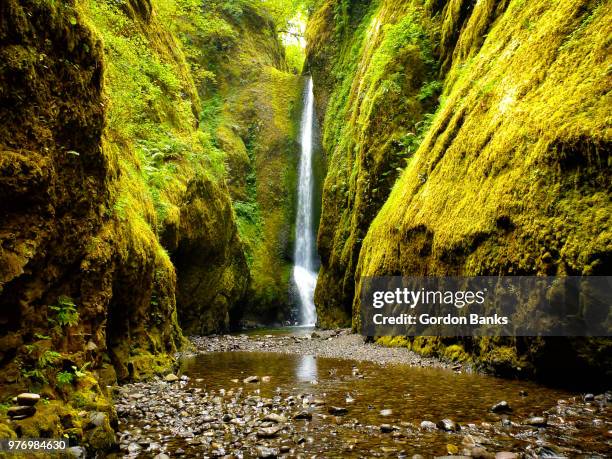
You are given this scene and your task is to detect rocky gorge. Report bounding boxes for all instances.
[0,0,610,456]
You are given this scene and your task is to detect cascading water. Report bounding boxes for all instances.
[293,77,318,326]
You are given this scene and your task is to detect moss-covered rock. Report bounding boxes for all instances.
[308,0,611,382]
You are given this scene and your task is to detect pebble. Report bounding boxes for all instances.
[437,418,460,432]
[491,401,512,413]
[7,406,36,418]
[16,393,40,406]
[523,416,547,427]
[420,420,437,430]
[164,373,179,382]
[293,410,312,420]
[244,375,260,383]
[328,406,348,415]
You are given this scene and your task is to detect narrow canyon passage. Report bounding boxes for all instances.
[0,0,609,457]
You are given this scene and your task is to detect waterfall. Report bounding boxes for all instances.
[293,77,318,326]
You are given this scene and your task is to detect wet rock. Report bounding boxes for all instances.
[89,411,107,427]
[491,401,512,413]
[8,406,36,418]
[244,376,260,383]
[495,453,518,459]
[67,446,85,458]
[328,406,348,415]
[380,409,393,416]
[256,446,278,458]
[127,442,142,453]
[261,376,271,382]
[280,445,291,453]
[257,425,282,438]
[584,393,594,402]
[519,390,528,397]
[471,447,495,459]
[437,419,460,432]
[293,410,312,420]
[222,414,233,422]
[164,373,179,382]
[153,454,170,459]
[263,413,286,423]
[16,393,40,406]
[380,424,395,433]
[420,420,437,430]
[523,416,547,427]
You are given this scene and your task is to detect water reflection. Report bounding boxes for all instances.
[295,354,317,382]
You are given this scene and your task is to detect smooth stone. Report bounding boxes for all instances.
[328,406,348,415]
[293,410,312,420]
[380,409,393,416]
[491,401,512,413]
[471,447,495,459]
[257,425,282,438]
[380,423,394,433]
[261,376,271,382]
[243,376,260,383]
[8,405,36,418]
[437,418,460,432]
[495,453,518,459]
[523,416,547,427]
[222,414,233,422]
[153,454,170,459]
[584,393,594,402]
[67,446,85,458]
[16,393,40,406]
[420,420,437,430]
[263,413,285,423]
[256,446,278,458]
[127,442,141,453]
[89,411,106,427]
[164,373,179,382]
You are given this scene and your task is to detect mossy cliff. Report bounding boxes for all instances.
[0,0,301,448]
[307,0,611,380]
[160,0,304,326]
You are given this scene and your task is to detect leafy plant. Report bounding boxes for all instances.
[56,371,75,386]
[48,296,79,327]
[39,350,62,367]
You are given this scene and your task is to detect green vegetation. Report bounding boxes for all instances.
[307,0,611,380]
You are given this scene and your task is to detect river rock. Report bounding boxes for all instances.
[380,408,393,416]
[523,416,547,427]
[495,453,518,459]
[293,410,312,420]
[256,446,278,458]
[380,424,395,433]
[471,447,495,459]
[16,393,40,406]
[244,376,259,383]
[328,406,348,415]
[164,373,179,382]
[437,418,460,432]
[127,442,141,453]
[8,405,36,418]
[89,411,107,427]
[153,454,170,459]
[491,401,512,413]
[261,376,271,382]
[67,446,85,458]
[584,393,594,402]
[263,413,286,423]
[519,390,528,397]
[257,425,282,438]
[420,420,437,430]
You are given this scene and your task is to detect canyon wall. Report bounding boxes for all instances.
[307,0,611,382]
